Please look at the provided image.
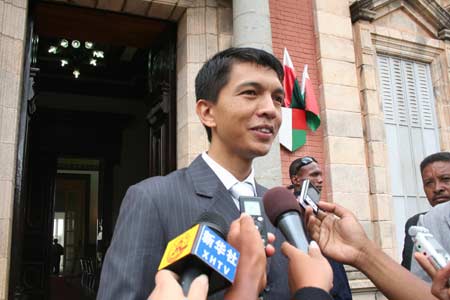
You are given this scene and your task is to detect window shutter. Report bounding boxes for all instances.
[376,54,440,260]
[416,63,434,129]
[378,56,395,124]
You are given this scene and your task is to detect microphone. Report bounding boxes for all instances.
[158,212,239,295]
[263,187,309,252]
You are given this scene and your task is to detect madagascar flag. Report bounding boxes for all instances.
[279,48,307,151]
[301,64,321,131]
[279,49,321,152]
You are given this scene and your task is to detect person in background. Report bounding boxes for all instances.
[402,152,450,271]
[288,156,352,300]
[51,238,64,275]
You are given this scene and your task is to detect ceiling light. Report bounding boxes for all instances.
[73,69,80,78]
[72,40,81,48]
[93,51,104,58]
[89,59,97,66]
[61,59,68,67]
[48,46,57,54]
[85,41,93,49]
[60,39,69,48]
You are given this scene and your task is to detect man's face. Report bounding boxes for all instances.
[294,162,323,192]
[422,161,450,207]
[206,62,283,160]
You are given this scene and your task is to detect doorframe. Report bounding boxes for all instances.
[9,1,37,297]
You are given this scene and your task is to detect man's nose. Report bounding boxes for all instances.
[434,180,445,194]
[257,93,278,119]
[317,175,323,184]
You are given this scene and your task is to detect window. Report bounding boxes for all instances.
[377,55,440,258]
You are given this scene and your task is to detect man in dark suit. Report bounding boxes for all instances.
[288,156,353,300]
[401,151,450,270]
[97,48,290,299]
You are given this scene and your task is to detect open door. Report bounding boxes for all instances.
[147,28,177,177]
[8,3,53,298]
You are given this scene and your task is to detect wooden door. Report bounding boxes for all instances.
[147,26,177,177]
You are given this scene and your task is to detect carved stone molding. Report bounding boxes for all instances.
[438,28,450,40]
[372,33,442,62]
[350,0,450,40]
[350,0,376,23]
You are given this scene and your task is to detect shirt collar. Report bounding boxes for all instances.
[201,152,256,193]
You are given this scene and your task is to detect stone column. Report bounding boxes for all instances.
[438,41,450,151]
[232,0,273,52]
[0,0,28,299]
[176,0,234,167]
[313,1,379,298]
[232,0,282,187]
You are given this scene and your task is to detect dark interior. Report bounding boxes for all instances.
[10,2,177,299]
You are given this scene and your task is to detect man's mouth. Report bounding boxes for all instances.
[432,196,450,204]
[251,125,274,134]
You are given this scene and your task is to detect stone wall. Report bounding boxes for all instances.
[0,0,28,298]
[176,0,233,167]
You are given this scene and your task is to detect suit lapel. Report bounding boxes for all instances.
[187,155,240,225]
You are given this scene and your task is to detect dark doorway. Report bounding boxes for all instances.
[10,2,177,299]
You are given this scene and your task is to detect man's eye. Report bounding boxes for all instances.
[242,90,256,96]
[273,95,284,104]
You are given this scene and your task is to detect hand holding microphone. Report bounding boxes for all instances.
[225,213,272,300]
[263,187,334,299]
[263,187,310,252]
[415,252,450,300]
[281,241,333,295]
[147,270,208,300]
[157,212,239,296]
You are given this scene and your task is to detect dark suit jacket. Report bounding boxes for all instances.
[293,287,332,300]
[327,258,352,300]
[97,155,290,300]
[401,212,425,270]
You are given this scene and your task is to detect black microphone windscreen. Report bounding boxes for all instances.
[195,211,228,239]
[263,186,301,226]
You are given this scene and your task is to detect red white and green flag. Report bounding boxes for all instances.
[279,48,321,152]
[301,64,321,131]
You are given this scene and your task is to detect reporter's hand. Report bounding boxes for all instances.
[415,252,450,300]
[281,240,333,294]
[305,202,372,268]
[225,213,268,300]
[148,270,208,300]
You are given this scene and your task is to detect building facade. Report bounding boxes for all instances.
[0,0,449,299]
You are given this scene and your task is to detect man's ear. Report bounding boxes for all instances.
[196,99,216,128]
[292,175,301,186]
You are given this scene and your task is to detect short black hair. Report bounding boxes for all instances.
[289,156,318,179]
[420,151,450,173]
[195,47,284,141]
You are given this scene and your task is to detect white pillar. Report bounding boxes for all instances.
[232,0,273,52]
[232,0,282,187]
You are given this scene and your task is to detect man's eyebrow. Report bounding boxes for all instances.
[273,87,285,97]
[234,81,285,96]
[235,81,263,91]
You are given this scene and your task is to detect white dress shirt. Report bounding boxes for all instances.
[201,152,256,208]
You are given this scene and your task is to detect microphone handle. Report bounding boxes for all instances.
[277,211,310,252]
[181,268,203,295]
